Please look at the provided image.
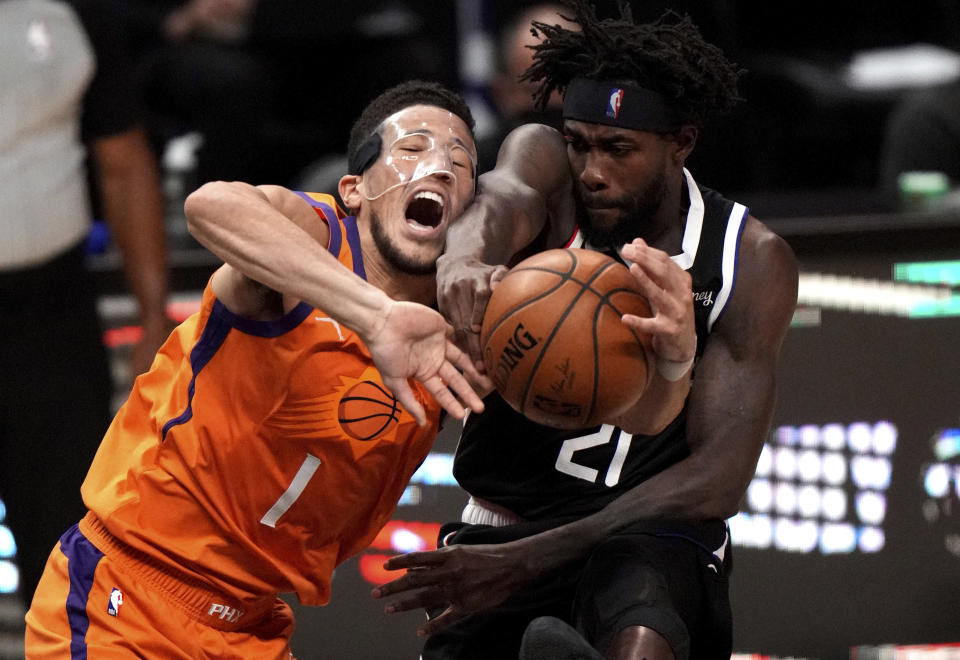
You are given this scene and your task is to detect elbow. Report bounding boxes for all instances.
[183,181,229,241]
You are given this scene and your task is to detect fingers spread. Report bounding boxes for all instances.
[386,377,427,426]
[424,374,466,421]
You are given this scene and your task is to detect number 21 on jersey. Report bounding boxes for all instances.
[555,424,632,487]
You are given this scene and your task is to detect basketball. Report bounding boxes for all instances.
[480,248,653,429]
[338,380,401,441]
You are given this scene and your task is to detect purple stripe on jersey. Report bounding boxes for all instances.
[327,211,343,258]
[341,215,367,280]
[213,299,313,338]
[59,523,104,659]
[293,191,342,257]
[292,190,327,208]
[161,307,231,441]
[315,201,338,227]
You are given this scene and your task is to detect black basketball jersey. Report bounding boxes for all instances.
[453,170,748,520]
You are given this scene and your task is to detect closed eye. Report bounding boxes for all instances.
[564,135,588,152]
[605,144,633,156]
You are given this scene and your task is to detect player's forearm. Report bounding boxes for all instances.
[185,181,392,336]
[442,124,572,266]
[441,172,548,269]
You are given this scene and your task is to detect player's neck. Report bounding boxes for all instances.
[362,253,437,306]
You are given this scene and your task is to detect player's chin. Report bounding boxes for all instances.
[583,207,625,230]
[394,246,443,276]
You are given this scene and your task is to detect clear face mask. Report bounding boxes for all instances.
[360,120,477,201]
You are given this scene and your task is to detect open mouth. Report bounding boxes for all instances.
[405,191,444,228]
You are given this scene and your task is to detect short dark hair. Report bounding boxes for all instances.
[346,80,476,174]
[523,0,742,128]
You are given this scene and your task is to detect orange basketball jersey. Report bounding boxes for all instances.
[80,192,441,611]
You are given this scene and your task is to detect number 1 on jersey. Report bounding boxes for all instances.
[260,454,321,528]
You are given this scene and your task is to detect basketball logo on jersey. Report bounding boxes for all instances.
[607,88,624,118]
[107,588,123,617]
[338,380,402,441]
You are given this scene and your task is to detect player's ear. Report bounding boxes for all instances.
[671,124,698,165]
[338,174,364,211]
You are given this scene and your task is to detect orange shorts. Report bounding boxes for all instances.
[25,517,296,659]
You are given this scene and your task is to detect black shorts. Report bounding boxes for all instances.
[422,519,732,660]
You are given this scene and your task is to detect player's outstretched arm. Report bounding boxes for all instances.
[185,181,488,423]
[437,124,577,361]
[373,217,798,634]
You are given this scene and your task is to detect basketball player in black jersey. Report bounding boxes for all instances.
[372,3,799,658]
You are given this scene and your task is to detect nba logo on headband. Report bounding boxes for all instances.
[606,88,624,118]
[564,78,679,132]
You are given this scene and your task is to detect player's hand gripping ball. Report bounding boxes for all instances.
[480,248,653,429]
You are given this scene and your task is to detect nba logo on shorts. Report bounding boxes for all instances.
[107,588,123,617]
[607,88,624,118]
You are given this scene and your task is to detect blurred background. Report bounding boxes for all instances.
[2,0,959,658]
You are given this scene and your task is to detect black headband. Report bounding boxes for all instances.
[562,78,679,132]
[347,133,382,175]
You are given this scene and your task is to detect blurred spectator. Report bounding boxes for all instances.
[0,0,171,601]
[476,3,576,174]
[879,80,960,198]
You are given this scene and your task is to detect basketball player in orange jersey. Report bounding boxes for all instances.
[373,4,799,660]
[24,80,490,659]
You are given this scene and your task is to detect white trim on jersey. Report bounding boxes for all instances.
[671,167,704,270]
[707,202,747,332]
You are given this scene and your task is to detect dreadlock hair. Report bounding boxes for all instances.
[346,80,476,175]
[523,0,742,128]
